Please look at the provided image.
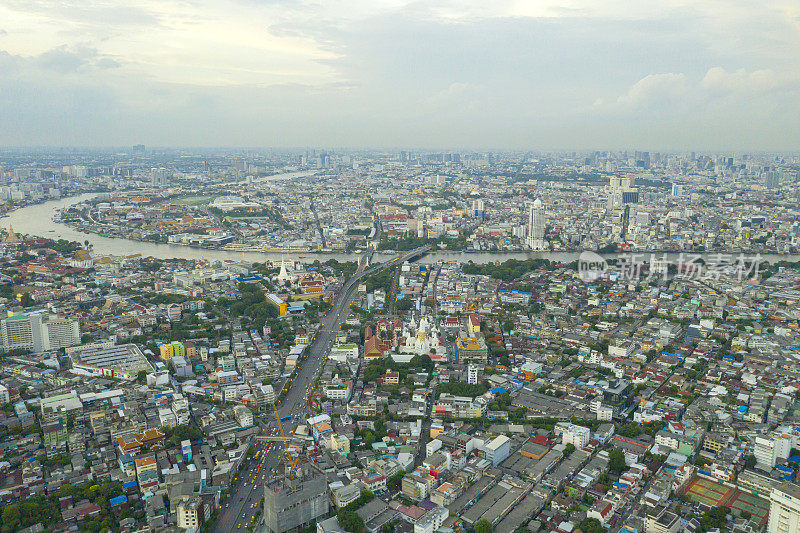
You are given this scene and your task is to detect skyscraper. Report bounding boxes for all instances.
[150,168,169,187]
[527,199,545,250]
[608,175,638,209]
[765,170,781,189]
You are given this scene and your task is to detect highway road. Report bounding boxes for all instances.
[212,246,430,533]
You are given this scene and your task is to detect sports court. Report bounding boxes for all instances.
[683,476,733,508]
[728,491,770,527]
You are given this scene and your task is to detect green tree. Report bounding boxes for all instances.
[475,519,493,533]
[388,471,405,491]
[608,449,627,472]
[618,423,642,438]
[19,291,33,307]
[336,508,363,533]
[578,518,604,533]
[744,454,757,469]
[564,443,576,457]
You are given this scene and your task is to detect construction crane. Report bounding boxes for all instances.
[305,377,320,464]
[272,402,300,479]
[306,376,319,412]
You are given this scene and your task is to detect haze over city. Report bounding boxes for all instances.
[1,0,799,149]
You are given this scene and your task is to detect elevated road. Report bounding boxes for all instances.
[212,246,430,533]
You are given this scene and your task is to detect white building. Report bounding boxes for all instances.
[527,199,546,250]
[644,506,681,533]
[483,435,510,466]
[769,482,800,533]
[591,399,614,421]
[655,431,681,451]
[158,408,177,428]
[324,382,351,401]
[467,364,479,385]
[176,497,205,530]
[563,424,591,449]
[260,384,276,404]
[755,434,791,469]
[0,311,80,353]
[234,405,254,428]
[0,384,9,404]
[414,507,449,533]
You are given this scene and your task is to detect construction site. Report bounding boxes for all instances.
[259,398,330,533]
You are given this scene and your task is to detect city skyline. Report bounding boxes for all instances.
[1,0,799,149]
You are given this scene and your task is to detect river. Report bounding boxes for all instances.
[3,191,800,266]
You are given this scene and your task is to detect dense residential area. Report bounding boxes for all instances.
[0,150,799,533]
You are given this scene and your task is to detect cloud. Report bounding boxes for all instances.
[0,0,798,148]
[701,67,799,94]
[615,73,689,109]
[602,67,800,114]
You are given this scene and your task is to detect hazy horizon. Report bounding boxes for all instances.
[1,0,799,150]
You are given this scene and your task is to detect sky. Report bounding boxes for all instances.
[0,0,799,150]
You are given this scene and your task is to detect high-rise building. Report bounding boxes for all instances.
[769,482,800,533]
[176,497,205,530]
[765,170,781,189]
[264,466,329,533]
[0,311,80,353]
[181,439,193,463]
[467,364,479,385]
[1,312,44,352]
[755,434,791,468]
[43,317,81,351]
[472,199,486,220]
[527,199,546,250]
[608,175,638,209]
[150,168,169,187]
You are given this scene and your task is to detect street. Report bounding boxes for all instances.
[212,247,429,533]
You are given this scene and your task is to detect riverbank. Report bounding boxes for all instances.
[4,193,800,265]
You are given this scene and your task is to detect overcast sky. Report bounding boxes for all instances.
[1,0,798,150]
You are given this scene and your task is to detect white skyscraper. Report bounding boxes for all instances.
[527,199,545,250]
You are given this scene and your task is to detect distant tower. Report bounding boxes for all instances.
[3,226,20,244]
[527,199,545,250]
